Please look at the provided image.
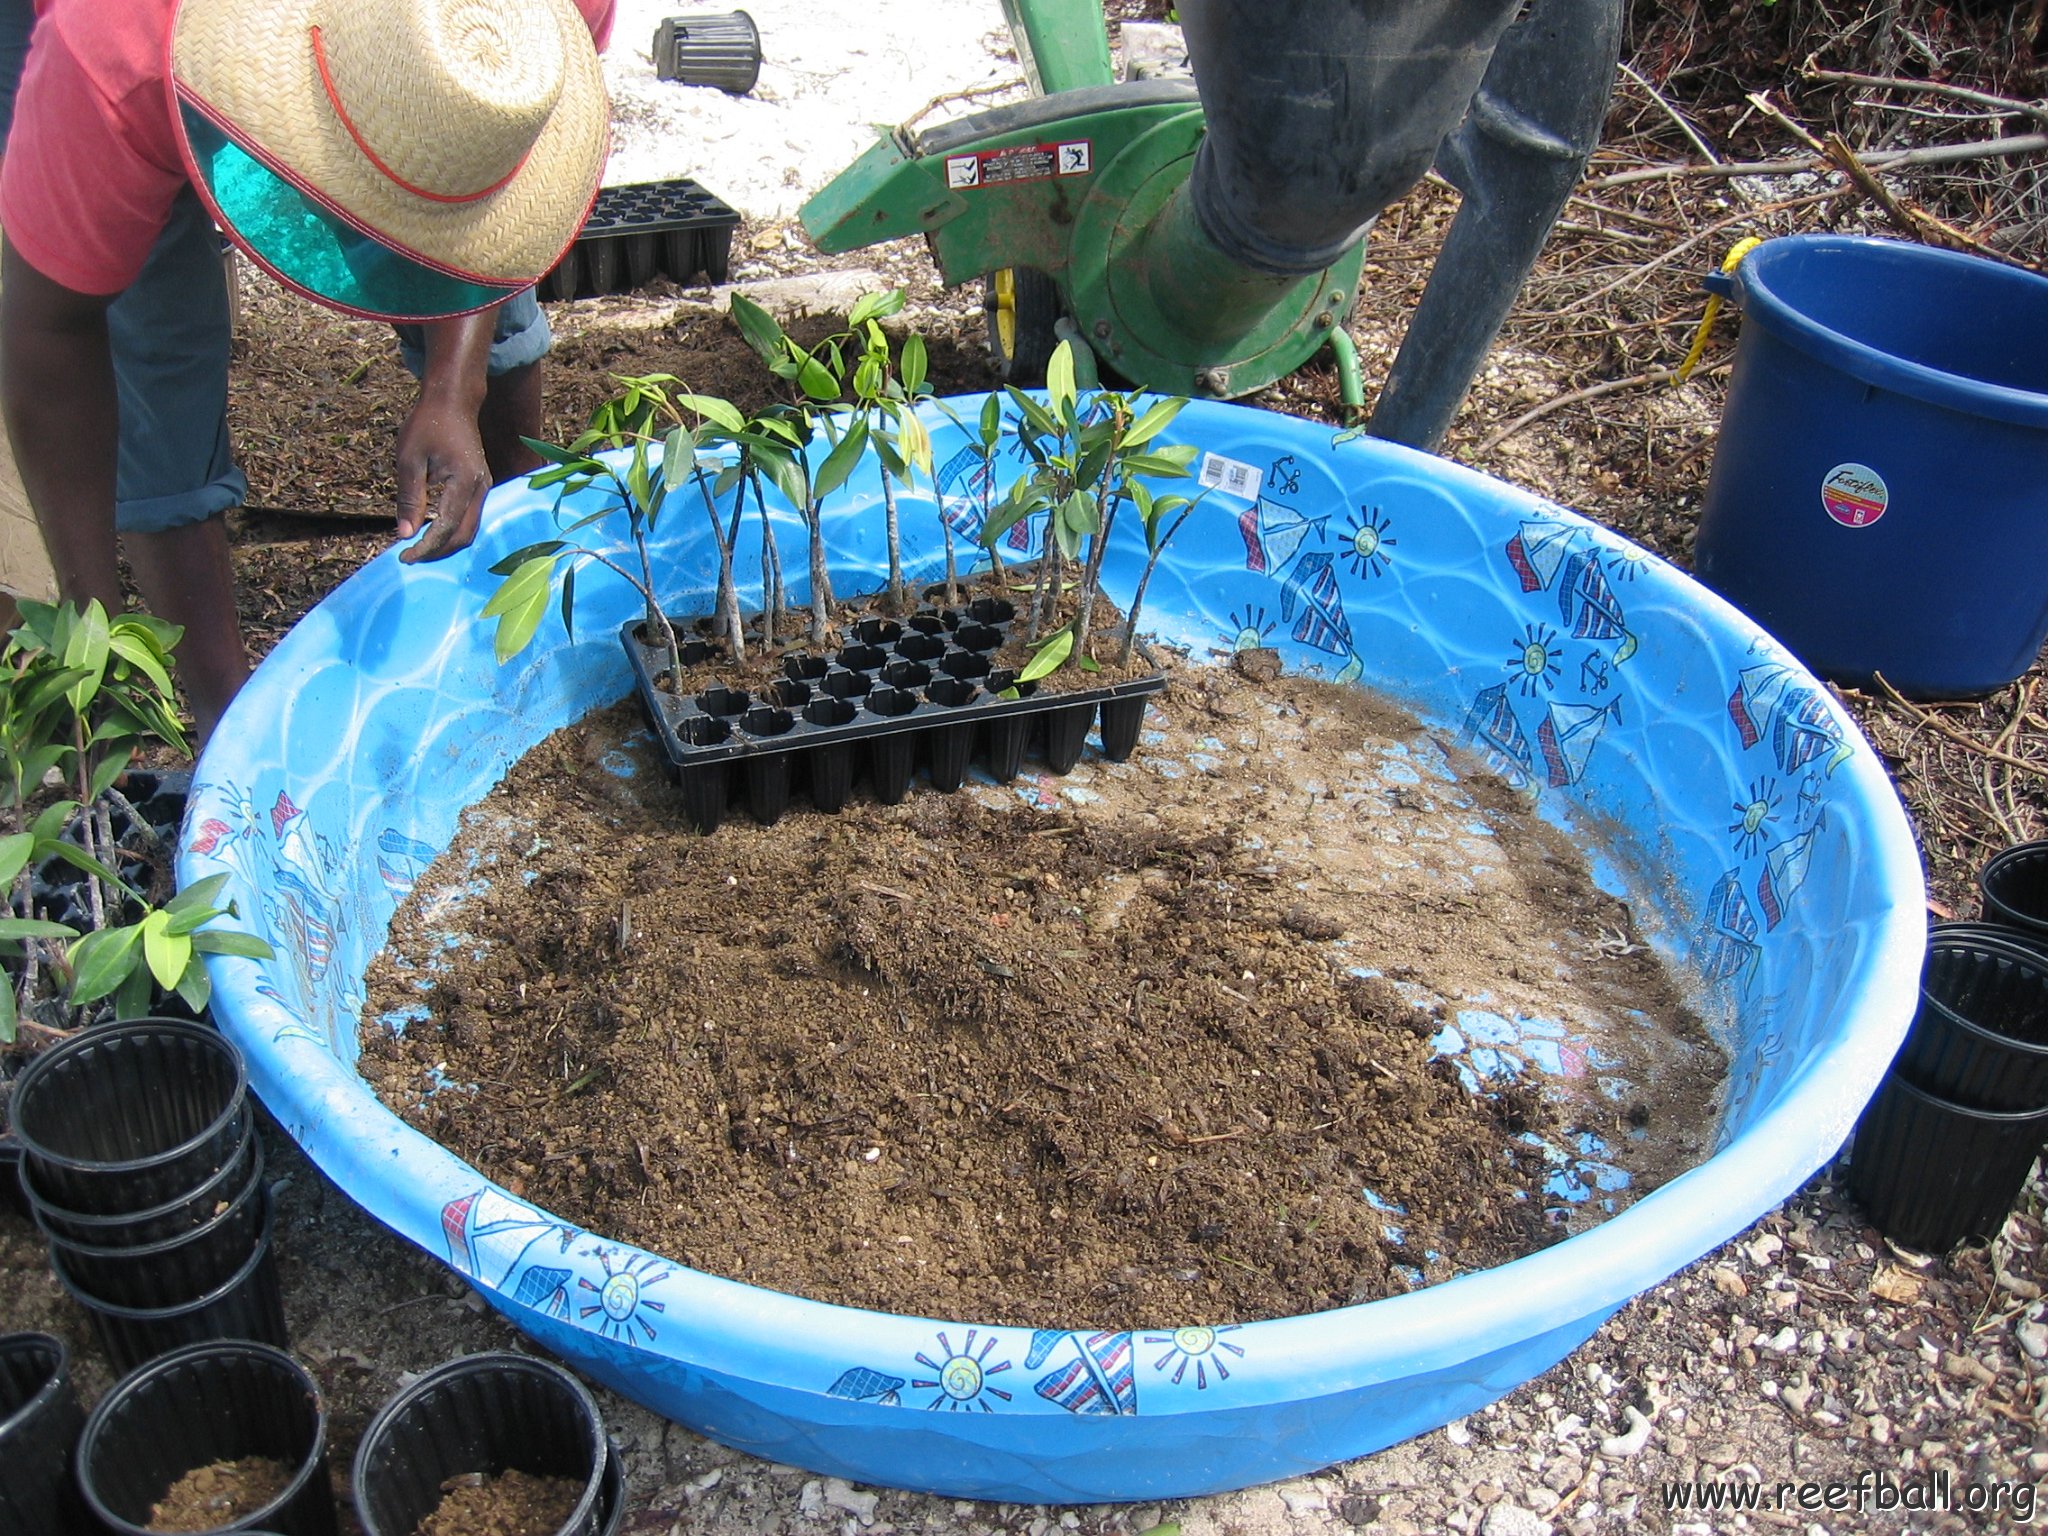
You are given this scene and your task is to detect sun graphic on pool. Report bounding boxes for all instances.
[577,1247,670,1344]
[1144,1324,1245,1388]
[912,1329,1014,1411]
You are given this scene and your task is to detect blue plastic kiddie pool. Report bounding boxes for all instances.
[184,396,1923,1503]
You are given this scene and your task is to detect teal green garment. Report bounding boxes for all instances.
[180,102,520,321]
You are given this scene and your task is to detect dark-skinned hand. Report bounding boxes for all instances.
[394,393,492,562]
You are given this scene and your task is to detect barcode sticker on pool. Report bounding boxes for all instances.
[1199,452,1260,499]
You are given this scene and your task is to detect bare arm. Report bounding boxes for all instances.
[0,233,120,608]
[394,307,497,563]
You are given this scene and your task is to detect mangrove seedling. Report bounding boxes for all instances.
[981,341,1199,680]
[0,600,271,1042]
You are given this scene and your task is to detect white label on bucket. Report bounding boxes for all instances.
[1199,452,1260,500]
[1821,463,1888,528]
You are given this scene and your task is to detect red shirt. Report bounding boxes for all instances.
[0,0,616,295]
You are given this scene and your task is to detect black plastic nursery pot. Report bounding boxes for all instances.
[1848,1070,2048,1252]
[596,1437,626,1536]
[8,1017,248,1215]
[540,177,740,300]
[1892,928,2048,1110]
[0,1134,27,1219]
[0,1331,88,1536]
[651,10,762,93]
[623,598,1166,832]
[25,1131,257,1249]
[76,1340,336,1536]
[1981,840,2048,944]
[38,1140,266,1310]
[351,1353,610,1536]
[50,1190,287,1377]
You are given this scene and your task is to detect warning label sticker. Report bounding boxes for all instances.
[1820,462,1888,528]
[943,140,1092,191]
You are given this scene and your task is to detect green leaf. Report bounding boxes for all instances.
[175,960,211,1015]
[164,873,232,925]
[0,831,30,885]
[28,800,77,844]
[1059,490,1100,536]
[107,628,177,698]
[626,442,653,512]
[812,418,871,502]
[900,333,928,396]
[661,425,696,493]
[481,554,557,622]
[1046,341,1077,421]
[895,408,933,480]
[482,555,559,663]
[67,922,143,1006]
[847,289,905,328]
[1017,624,1076,682]
[142,910,192,991]
[86,750,127,805]
[730,292,788,361]
[979,480,1037,549]
[520,435,590,467]
[493,588,552,665]
[21,664,92,722]
[852,355,884,402]
[113,955,155,1020]
[487,540,568,577]
[0,983,14,1046]
[796,351,840,402]
[1121,396,1187,448]
[0,916,79,941]
[43,842,130,890]
[190,929,276,960]
[674,394,747,434]
[978,392,1003,445]
[753,444,810,512]
[1120,450,1197,479]
[559,564,578,642]
[1004,386,1059,439]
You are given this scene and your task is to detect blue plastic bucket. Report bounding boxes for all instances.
[1693,235,2048,698]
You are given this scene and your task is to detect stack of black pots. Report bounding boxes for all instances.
[1850,841,2048,1250]
[7,1018,286,1374]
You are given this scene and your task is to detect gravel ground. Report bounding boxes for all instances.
[8,1129,2043,1536]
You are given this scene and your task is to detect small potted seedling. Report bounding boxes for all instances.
[0,601,272,1049]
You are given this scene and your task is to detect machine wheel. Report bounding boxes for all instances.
[983,267,1064,385]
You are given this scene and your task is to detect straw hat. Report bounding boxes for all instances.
[169,0,608,320]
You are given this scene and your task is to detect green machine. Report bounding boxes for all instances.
[801,0,1625,450]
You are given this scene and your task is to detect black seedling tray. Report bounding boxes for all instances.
[621,597,1166,832]
[541,178,739,301]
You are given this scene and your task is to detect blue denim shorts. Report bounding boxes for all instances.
[391,287,552,381]
[106,190,248,535]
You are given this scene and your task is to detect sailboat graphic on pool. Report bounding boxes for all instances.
[1239,496,1328,578]
[1537,700,1619,788]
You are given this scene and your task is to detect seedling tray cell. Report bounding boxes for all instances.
[541,178,740,300]
[621,602,1165,831]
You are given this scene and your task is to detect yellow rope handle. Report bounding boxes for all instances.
[1676,236,1765,382]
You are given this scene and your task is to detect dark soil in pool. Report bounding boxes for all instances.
[360,656,1721,1331]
